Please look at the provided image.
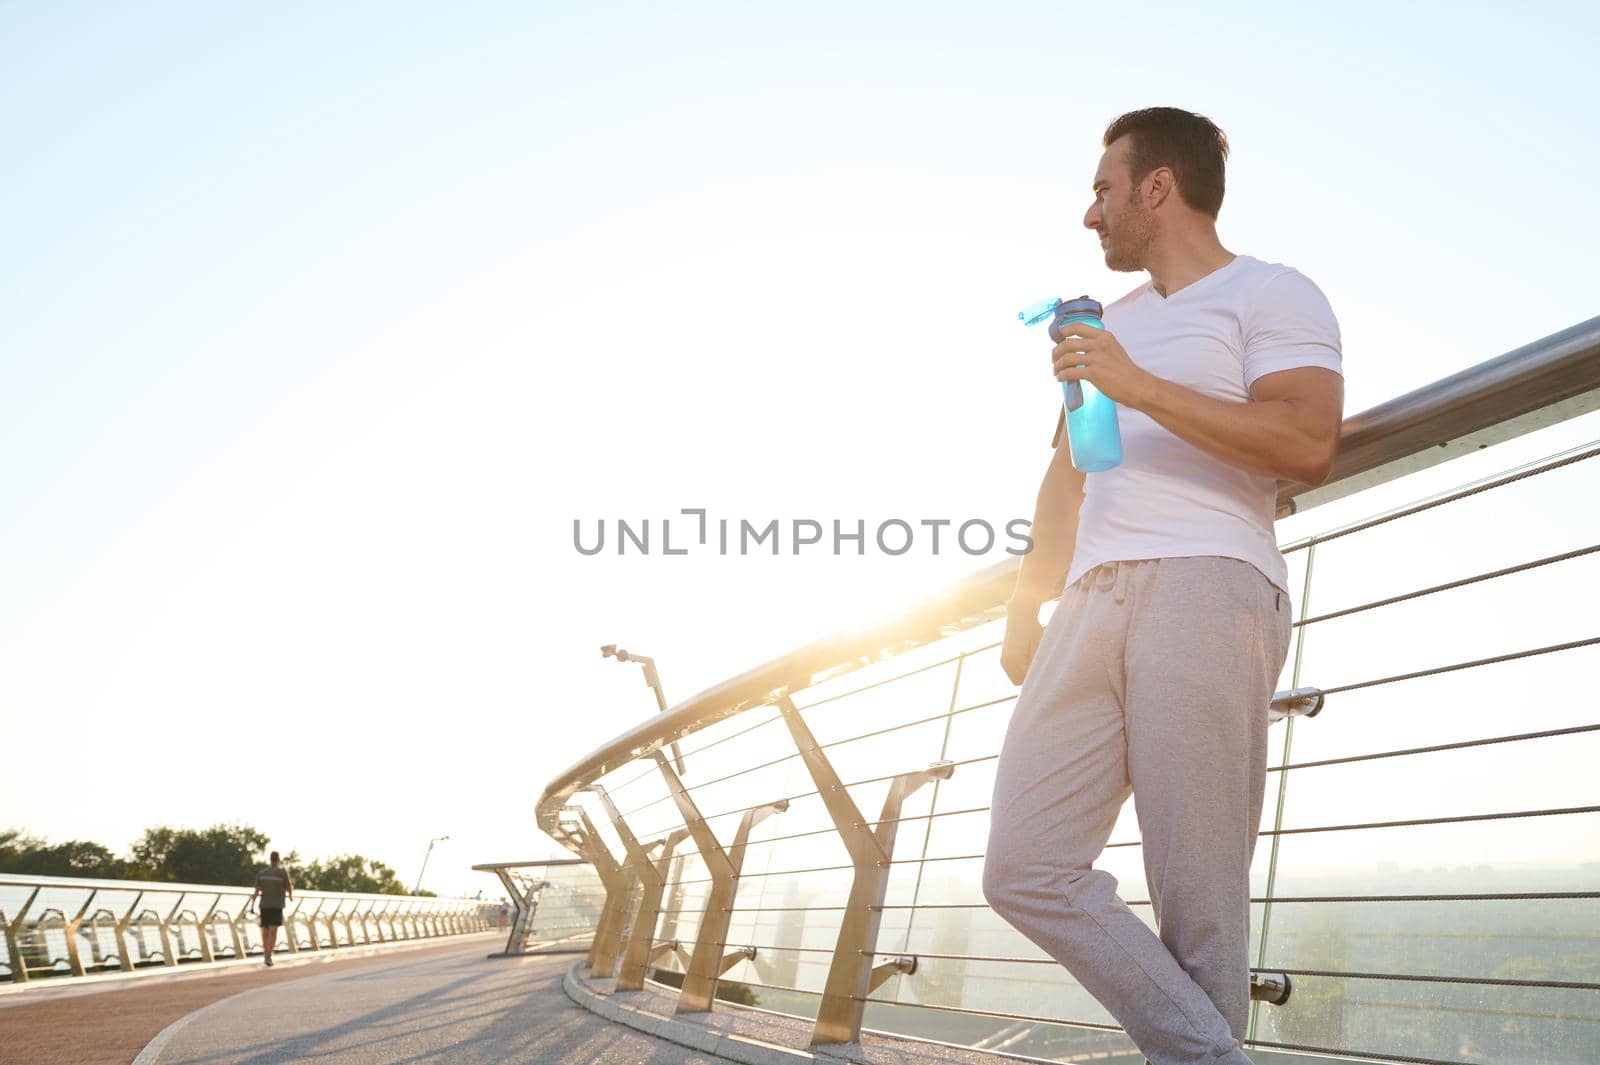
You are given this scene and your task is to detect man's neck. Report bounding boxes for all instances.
[1144,226,1234,299]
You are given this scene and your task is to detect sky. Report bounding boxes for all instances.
[2,2,1597,897]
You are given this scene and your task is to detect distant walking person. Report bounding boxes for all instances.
[983,107,1344,1065]
[248,850,294,967]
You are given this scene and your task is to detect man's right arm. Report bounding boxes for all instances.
[1010,426,1087,614]
[999,425,1085,686]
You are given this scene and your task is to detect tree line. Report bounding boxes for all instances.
[1,823,434,895]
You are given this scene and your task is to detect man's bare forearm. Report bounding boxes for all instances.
[1011,453,1085,608]
[1130,372,1338,485]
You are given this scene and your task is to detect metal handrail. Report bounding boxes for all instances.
[0,873,494,984]
[536,315,1600,840]
[0,872,474,904]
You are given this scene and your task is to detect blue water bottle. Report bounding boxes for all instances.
[1018,295,1123,472]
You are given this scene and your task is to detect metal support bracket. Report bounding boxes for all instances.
[867,955,917,993]
[113,891,144,972]
[648,939,690,967]
[565,806,635,979]
[155,899,180,967]
[63,891,99,977]
[719,945,757,975]
[194,897,219,963]
[776,693,954,1046]
[1269,686,1325,723]
[3,888,39,983]
[611,814,691,991]
[653,748,788,1015]
[1251,971,1293,1005]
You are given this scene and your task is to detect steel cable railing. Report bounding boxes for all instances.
[606,524,1600,849]
[537,317,1600,1065]
[0,874,493,984]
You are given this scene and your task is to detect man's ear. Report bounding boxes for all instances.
[1144,166,1175,211]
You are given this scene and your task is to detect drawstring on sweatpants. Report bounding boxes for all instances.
[1093,561,1132,604]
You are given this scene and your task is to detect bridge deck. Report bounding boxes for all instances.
[1,937,728,1065]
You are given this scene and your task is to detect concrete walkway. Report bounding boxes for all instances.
[137,943,730,1065]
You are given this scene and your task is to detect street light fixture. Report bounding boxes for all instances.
[415,835,449,895]
[601,644,686,774]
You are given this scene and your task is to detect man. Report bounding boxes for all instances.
[981,108,1344,1065]
[247,850,294,967]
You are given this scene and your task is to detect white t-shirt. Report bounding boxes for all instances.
[1052,254,1342,598]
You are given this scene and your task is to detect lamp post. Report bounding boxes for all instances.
[601,645,685,774]
[414,835,449,895]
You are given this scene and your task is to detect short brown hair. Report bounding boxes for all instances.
[270,850,280,863]
[1103,107,1229,218]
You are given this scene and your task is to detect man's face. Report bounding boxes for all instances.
[1082,136,1155,272]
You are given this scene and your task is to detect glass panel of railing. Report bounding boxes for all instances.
[1278,729,1598,833]
[1266,812,1600,898]
[1260,894,1600,983]
[865,952,1139,1054]
[950,642,1013,713]
[1298,549,1598,697]
[1251,969,1599,1065]
[795,657,961,748]
[1286,647,1600,768]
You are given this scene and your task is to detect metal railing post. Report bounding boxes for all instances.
[114,892,143,972]
[493,866,535,954]
[393,903,410,940]
[616,827,690,990]
[226,897,248,959]
[657,852,687,951]
[194,897,219,964]
[5,888,40,983]
[403,902,420,939]
[63,890,98,977]
[566,808,632,978]
[776,694,953,1047]
[282,898,303,953]
[653,749,788,1015]
[156,899,181,967]
[305,899,324,951]
[585,782,685,991]
[1251,539,1321,1042]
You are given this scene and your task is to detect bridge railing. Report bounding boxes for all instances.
[472,858,604,957]
[0,873,492,983]
[538,317,1600,1065]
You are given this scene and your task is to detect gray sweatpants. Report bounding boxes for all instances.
[982,555,1293,1065]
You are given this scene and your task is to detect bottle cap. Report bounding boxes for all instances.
[1055,296,1103,319]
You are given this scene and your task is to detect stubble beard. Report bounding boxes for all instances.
[1103,197,1155,273]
